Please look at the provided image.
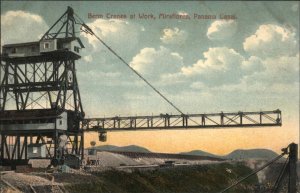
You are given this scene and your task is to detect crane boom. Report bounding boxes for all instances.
[78,21,282,134]
[82,109,281,132]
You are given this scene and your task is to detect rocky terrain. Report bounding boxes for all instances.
[0,146,299,193]
[1,162,258,193]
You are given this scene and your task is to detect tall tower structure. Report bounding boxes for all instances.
[0,7,85,168]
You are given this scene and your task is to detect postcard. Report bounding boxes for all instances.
[0,1,299,192]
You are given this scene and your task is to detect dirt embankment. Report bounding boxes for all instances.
[2,161,299,193]
[62,163,257,193]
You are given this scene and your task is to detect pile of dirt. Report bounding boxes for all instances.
[1,171,65,193]
[96,152,139,167]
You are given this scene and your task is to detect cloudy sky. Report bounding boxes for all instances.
[1,1,299,155]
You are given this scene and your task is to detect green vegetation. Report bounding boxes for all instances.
[64,163,258,193]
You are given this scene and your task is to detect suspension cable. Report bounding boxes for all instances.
[95,34,184,115]
[219,153,285,193]
[271,157,289,193]
[76,17,185,115]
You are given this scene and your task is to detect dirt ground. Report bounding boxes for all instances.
[1,155,299,193]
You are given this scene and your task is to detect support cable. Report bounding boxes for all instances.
[75,15,185,115]
[96,35,184,114]
[271,157,289,193]
[219,153,285,193]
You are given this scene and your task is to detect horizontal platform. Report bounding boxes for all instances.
[0,123,66,131]
[0,129,82,135]
[1,50,81,63]
[0,109,64,119]
[83,110,282,132]
[0,159,29,167]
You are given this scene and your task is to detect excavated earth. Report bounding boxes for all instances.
[0,153,299,193]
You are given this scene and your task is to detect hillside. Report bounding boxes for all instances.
[2,160,296,193]
[92,145,152,153]
[224,149,279,159]
[181,148,279,160]
[180,150,219,158]
[93,145,279,160]
[63,163,258,193]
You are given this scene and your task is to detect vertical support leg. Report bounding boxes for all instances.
[81,131,84,161]
[24,136,28,160]
[17,136,21,159]
[0,134,4,162]
[74,134,78,154]
[54,131,58,159]
[288,143,298,193]
[0,134,1,164]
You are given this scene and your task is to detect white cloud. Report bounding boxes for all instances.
[160,27,188,44]
[2,10,44,26]
[181,47,244,76]
[207,20,237,40]
[241,56,265,74]
[83,55,93,63]
[230,55,299,92]
[1,10,48,46]
[243,24,298,58]
[81,19,139,50]
[165,43,298,93]
[219,54,299,94]
[180,47,246,86]
[259,54,299,83]
[130,46,183,78]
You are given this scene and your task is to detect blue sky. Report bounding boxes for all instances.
[1,1,299,153]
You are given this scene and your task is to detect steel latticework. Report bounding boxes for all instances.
[83,110,282,132]
[0,7,85,168]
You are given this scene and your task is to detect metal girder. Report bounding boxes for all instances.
[40,6,76,40]
[83,109,282,132]
[0,59,84,114]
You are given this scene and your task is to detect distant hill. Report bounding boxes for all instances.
[181,148,279,160]
[91,145,279,160]
[91,145,119,151]
[92,145,152,153]
[224,149,279,160]
[180,150,219,158]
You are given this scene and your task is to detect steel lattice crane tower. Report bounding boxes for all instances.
[0,7,282,169]
[0,7,85,167]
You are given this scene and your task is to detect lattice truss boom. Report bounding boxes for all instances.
[83,110,282,131]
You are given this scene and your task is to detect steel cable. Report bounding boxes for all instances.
[74,15,187,116]
[219,153,285,193]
